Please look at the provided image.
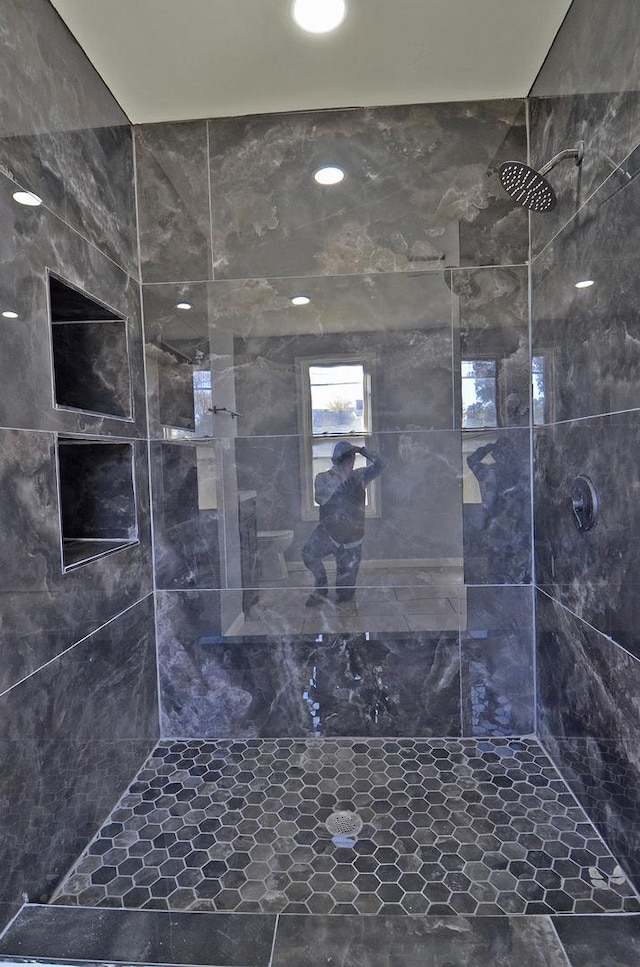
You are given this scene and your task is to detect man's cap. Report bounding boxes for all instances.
[332,441,356,462]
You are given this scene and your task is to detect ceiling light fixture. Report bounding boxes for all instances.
[291,296,311,306]
[1,310,19,319]
[176,301,192,309]
[291,0,346,34]
[574,280,595,288]
[314,166,345,185]
[12,190,42,206]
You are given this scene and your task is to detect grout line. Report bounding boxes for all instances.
[532,406,640,428]
[547,916,575,967]
[525,99,539,738]
[267,912,280,967]
[0,168,140,284]
[536,587,640,665]
[206,120,215,283]
[132,130,164,742]
[139,262,531,288]
[0,592,154,700]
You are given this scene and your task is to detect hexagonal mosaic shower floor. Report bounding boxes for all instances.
[52,738,640,916]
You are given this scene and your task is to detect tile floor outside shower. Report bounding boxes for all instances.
[237,562,465,635]
[52,736,639,918]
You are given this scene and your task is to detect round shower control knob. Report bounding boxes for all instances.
[570,474,599,531]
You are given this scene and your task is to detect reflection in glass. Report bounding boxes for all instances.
[193,369,214,437]
[532,354,546,426]
[461,359,497,428]
[309,363,366,435]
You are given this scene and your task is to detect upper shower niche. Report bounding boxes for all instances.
[49,272,133,420]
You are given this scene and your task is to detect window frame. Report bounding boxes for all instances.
[296,353,380,521]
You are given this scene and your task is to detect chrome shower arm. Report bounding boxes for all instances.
[539,140,585,176]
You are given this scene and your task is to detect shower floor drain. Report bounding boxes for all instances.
[326,809,363,839]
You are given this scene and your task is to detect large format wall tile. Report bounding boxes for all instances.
[234,431,463,569]
[135,121,212,283]
[0,595,158,911]
[204,102,528,280]
[463,427,532,585]
[271,914,569,967]
[0,0,136,275]
[0,173,146,437]
[150,440,221,590]
[142,271,456,438]
[461,586,534,737]
[532,144,640,424]
[529,0,640,258]
[534,412,640,660]
[537,591,640,884]
[0,428,152,692]
[453,264,530,429]
[157,591,461,738]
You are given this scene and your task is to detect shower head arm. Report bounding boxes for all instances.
[539,141,585,176]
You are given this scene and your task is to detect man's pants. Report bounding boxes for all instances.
[302,527,363,601]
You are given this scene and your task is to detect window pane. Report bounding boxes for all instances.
[309,364,366,435]
[193,369,213,437]
[532,354,546,425]
[461,358,497,429]
[461,359,496,379]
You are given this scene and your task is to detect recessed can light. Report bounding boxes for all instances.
[314,166,345,185]
[12,190,42,206]
[292,0,346,33]
[291,296,311,306]
[176,302,192,309]
[575,280,595,288]
[1,310,19,319]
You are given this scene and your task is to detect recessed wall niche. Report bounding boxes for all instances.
[49,272,133,420]
[57,437,139,571]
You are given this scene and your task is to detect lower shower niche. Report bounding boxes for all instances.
[57,437,139,571]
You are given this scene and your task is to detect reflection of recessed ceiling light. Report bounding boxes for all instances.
[1,310,19,319]
[291,296,311,306]
[314,166,345,185]
[292,0,346,33]
[176,302,192,309]
[575,279,595,288]
[12,190,42,206]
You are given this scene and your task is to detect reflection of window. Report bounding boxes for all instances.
[193,370,214,437]
[532,354,546,426]
[297,355,379,520]
[461,359,497,428]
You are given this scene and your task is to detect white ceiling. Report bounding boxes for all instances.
[50,0,573,125]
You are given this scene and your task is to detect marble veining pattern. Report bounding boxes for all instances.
[156,584,534,739]
[534,413,640,660]
[0,172,146,438]
[537,591,640,885]
[0,0,137,275]
[6,906,640,967]
[135,121,212,284]
[0,596,158,912]
[204,103,528,280]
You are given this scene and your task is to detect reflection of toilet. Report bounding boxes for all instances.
[257,530,294,581]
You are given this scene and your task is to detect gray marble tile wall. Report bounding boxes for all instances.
[530,0,640,887]
[0,0,158,931]
[136,101,535,741]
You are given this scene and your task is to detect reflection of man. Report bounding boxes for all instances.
[303,441,385,606]
[466,435,518,528]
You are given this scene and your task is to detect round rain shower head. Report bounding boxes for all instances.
[499,162,557,212]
